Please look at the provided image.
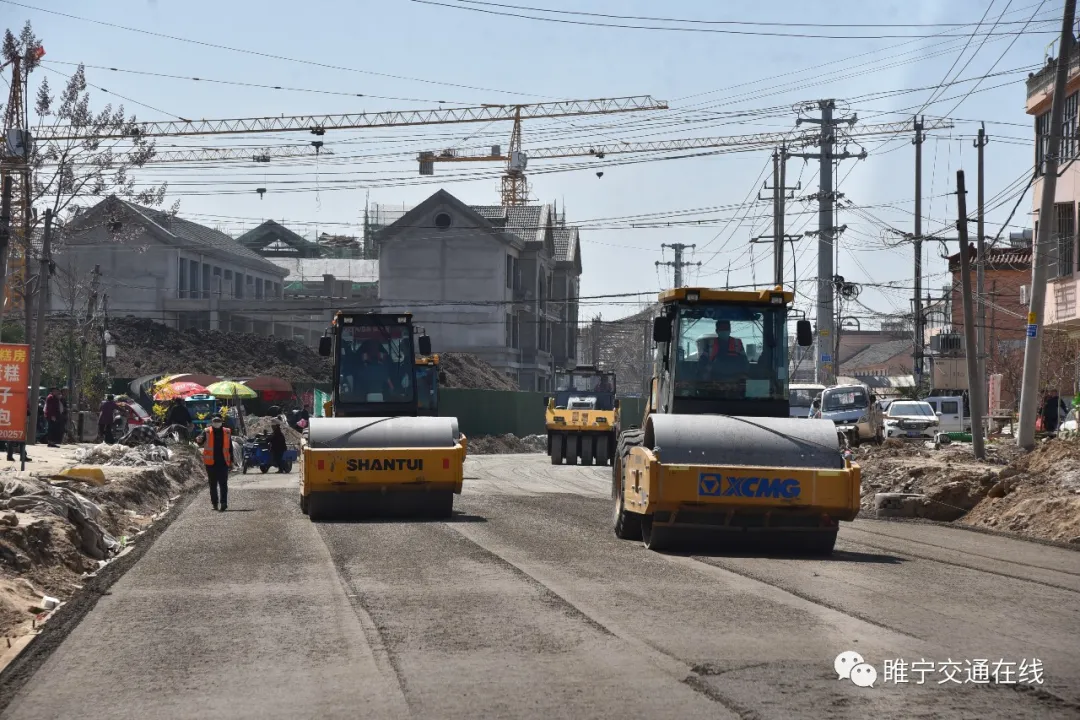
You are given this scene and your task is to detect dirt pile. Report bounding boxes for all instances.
[0,444,204,642]
[437,353,518,390]
[468,434,546,454]
[855,438,1080,543]
[92,317,331,382]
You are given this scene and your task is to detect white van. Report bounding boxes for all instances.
[923,396,966,433]
[789,383,826,419]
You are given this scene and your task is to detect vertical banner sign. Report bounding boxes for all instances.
[0,344,31,442]
[988,373,1002,415]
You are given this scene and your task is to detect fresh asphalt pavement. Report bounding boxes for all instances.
[2,454,1078,720]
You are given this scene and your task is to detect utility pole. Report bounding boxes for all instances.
[100,293,109,370]
[753,146,800,287]
[655,243,701,288]
[790,100,863,385]
[0,177,11,336]
[956,171,986,459]
[913,117,925,385]
[27,208,51,448]
[975,124,989,416]
[1019,0,1077,450]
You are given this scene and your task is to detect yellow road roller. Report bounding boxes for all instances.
[612,287,861,554]
[545,366,619,466]
[300,312,466,521]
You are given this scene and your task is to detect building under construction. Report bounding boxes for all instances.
[576,306,657,398]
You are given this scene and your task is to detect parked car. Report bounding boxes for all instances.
[923,395,967,433]
[813,384,883,445]
[789,383,827,419]
[883,400,939,441]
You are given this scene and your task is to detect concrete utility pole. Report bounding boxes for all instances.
[956,171,986,459]
[913,117,925,384]
[791,100,863,385]
[655,243,701,288]
[27,208,51,447]
[975,124,989,416]
[0,177,11,336]
[753,146,800,287]
[1018,0,1077,450]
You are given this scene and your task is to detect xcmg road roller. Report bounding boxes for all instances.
[612,287,862,554]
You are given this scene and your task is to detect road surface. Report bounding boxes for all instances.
[2,453,1078,719]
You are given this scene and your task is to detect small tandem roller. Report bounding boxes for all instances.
[300,311,467,521]
[612,287,862,554]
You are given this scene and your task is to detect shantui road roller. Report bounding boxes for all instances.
[544,365,619,466]
[300,312,467,521]
[612,287,861,554]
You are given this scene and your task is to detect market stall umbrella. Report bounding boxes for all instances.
[153,381,210,401]
[205,381,258,399]
[242,375,295,403]
[169,373,222,387]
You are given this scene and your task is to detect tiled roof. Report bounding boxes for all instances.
[121,200,287,276]
[947,246,1032,272]
[553,225,578,262]
[470,204,545,244]
[237,220,318,253]
[840,339,912,373]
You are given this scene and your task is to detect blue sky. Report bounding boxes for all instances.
[0,0,1061,321]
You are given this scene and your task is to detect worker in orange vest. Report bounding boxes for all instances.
[196,415,232,511]
[709,320,745,360]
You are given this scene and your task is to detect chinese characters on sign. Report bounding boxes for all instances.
[0,344,30,442]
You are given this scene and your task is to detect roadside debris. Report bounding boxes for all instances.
[856,437,1080,543]
[0,445,204,641]
[468,434,546,454]
[75,444,172,467]
[437,353,519,390]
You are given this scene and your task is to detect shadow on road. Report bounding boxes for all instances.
[678,548,905,563]
[312,512,488,526]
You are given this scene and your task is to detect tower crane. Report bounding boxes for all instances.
[416,117,954,200]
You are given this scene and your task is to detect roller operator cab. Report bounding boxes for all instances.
[545,366,619,466]
[612,287,862,554]
[300,312,467,521]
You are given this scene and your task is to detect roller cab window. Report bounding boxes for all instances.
[673,304,788,401]
[338,324,415,405]
[553,370,616,410]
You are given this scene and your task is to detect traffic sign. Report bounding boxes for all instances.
[1026,324,1038,338]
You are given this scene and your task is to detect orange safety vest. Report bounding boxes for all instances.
[710,336,744,360]
[202,427,232,466]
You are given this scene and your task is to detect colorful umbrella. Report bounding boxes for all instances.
[153,381,209,401]
[205,381,258,399]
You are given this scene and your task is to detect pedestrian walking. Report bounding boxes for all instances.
[269,418,287,472]
[98,394,119,444]
[196,415,232,511]
[44,387,63,448]
[6,405,32,463]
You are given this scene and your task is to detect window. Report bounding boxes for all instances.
[189,260,200,297]
[672,303,788,401]
[1036,110,1050,176]
[941,400,960,415]
[887,402,934,418]
[336,323,414,405]
[178,260,187,299]
[506,255,513,289]
[822,387,869,412]
[1065,91,1079,162]
[434,212,452,229]
[506,313,513,347]
[1055,201,1075,277]
[513,315,519,349]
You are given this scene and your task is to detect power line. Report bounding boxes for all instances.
[412,0,1059,39]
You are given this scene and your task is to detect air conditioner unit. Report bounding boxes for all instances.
[1020,284,1029,305]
